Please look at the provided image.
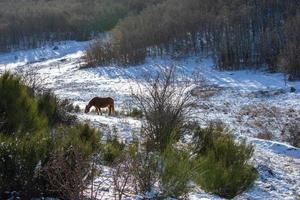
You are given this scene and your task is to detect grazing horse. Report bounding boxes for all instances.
[85,97,115,115]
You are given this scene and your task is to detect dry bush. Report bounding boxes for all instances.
[190,85,223,99]
[43,146,92,200]
[85,155,114,200]
[110,139,158,199]
[84,39,147,67]
[238,104,300,146]
[20,67,47,95]
[129,151,158,194]
[112,153,135,200]
[132,66,193,152]
[84,40,119,67]
[239,104,280,118]
[238,104,283,138]
[281,121,300,148]
[256,132,273,140]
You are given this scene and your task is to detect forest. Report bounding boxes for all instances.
[0,0,162,51]
[0,0,299,79]
[85,0,300,80]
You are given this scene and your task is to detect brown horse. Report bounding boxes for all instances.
[85,97,115,115]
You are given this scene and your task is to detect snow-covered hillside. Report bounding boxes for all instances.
[0,41,299,200]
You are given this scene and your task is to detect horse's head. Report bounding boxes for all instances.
[84,104,91,113]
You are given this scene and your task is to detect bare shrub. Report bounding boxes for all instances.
[84,40,118,67]
[88,168,113,200]
[133,66,193,152]
[112,153,135,200]
[110,139,158,199]
[43,146,92,200]
[239,104,280,118]
[281,121,300,147]
[257,131,273,140]
[129,151,158,194]
[20,67,47,95]
[238,104,300,145]
[84,39,147,67]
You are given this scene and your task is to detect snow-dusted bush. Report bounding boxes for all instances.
[192,124,257,198]
[84,41,118,67]
[0,131,51,198]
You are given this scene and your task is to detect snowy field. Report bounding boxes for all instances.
[0,41,299,200]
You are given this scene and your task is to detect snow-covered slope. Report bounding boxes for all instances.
[0,42,299,200]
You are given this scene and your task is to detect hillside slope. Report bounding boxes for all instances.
[0,42,299,199]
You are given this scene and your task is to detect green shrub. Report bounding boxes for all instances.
[0,72,102,199]
[102,135,125,164]
[127,108,143,118]
[192,123,224,155]
[37,91,77,127]
[0,72,47,134]
[192,125,257,198]
[53,124,101,159]
[159,144,195,199]
[0,131,51,197]
[0,124,101,198]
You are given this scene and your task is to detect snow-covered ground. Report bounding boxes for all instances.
[0,41,299,200]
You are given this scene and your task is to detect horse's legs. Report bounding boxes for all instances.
[95,107,100,115]
[108,105,111,115]
[110,104,115,115]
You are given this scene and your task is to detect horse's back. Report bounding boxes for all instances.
[92,97,114,107]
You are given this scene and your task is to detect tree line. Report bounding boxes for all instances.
[0,0,163,52]
[86,0,300,80]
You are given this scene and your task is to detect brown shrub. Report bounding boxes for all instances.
[281,121,300,148]
[43,146,92,200]
[256,132,273,140]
